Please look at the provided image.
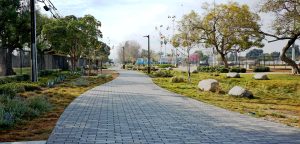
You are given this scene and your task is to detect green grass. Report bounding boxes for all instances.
[152,71,300,127]
[13,67,31,75]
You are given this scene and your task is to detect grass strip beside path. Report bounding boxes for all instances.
[152,71,300,128]
[0,70,119,142]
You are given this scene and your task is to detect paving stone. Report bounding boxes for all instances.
[47,69,300,144]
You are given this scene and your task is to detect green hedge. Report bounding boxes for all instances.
[197,66,229,73]
[157,64,174,68]
[0,83,41,97]
[0,74,30,85]
[152,70,173,77]
[39,69,60,77]
[170,76,185,83]
[230,67,247,73]
[253,66,270,72]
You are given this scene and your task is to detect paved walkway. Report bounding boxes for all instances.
[47,70,300,144]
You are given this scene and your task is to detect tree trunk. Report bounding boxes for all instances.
[281,37,300,74]
[187,50,191,83]
[0,48,6,76]
[100,59,103,74]
[220,53,229,68]
[38,51,46,70]
[88,59,91,76]
[5,49,16,76]
[71,57,77,72]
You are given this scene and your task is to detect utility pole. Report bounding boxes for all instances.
[144,35,151,74]
[30,0,38,82]
[122,47,125,69]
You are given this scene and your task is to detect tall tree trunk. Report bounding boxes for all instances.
[187,50,191,83]
[88,59,91,76]
[220,53,229,68]
[100,58,103,74]
[281,36,300,74]
[0,48,6,76]
[5,48,16,76]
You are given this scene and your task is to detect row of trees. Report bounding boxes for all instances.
[171,1,300,81]
[0,0,110,76]
[117,40,160,64]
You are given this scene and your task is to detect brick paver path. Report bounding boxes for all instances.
[47,70,300,144]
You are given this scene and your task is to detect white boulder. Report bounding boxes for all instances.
[198,79,219,92]
[226,72,240,78]
[253,73,269,80]
[228,86,253,98]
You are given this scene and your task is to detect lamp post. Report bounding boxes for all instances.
[168,15,177,67]
[143,35,151,74]
[30,0,38,82]
[122,46,125,69]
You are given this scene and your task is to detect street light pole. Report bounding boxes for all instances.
[144,35,151,74]
[30,0,38,82]
[122,47,125,69]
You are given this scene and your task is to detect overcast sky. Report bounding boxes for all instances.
[42,0,286,60]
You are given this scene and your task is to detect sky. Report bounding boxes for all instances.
[41,0,286,60]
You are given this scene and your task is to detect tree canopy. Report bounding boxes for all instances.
[260,0,300,74]
[199,2,264,68]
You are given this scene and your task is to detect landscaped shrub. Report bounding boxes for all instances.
[0,74,30,85]
[230,67,247,73]
[157,64,174,68]
[27,96,52,116]
[0,83,26,96]
[192,70,198,73]
[0,95,52,128]
[125,65,134,70]
[152,70,173,77]
[72,78,90,86]
[15,74,30,81]
[39,69,60,77]
[197,66,229,73]
[253,66,270,72]
[170,76,185,83]
[0,83,41,97]
[20,83,41,91]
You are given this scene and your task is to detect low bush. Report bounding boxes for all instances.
[0,83,26,97]
[253,66,270,72]
[230,67,247,73]
[0,74,30,85]
[197,66,229,73]
[15,74,30,81]
[125,65,134,70]
[39,69,60,77]
[72,78,90,86]
[0,83,41,97]
[0,95,51,128]
[192,70,198,73]
[157,64,174,68]
[152,70,173,77]
[27,96,52,116]
[170,76,185,83]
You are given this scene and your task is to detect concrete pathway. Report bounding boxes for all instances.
[47,70,300,144]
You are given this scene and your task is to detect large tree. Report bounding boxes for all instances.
[199,2,264,68]
[260,0,300,74]
[117,40,141,64]
[0,0,30,75]
[246,49,264,60]
[43,15,102,71]
[172,10,202,82]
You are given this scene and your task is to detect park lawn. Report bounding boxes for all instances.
[152,71,300,128]
[0,70,119,142]
[13,67,31,75]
